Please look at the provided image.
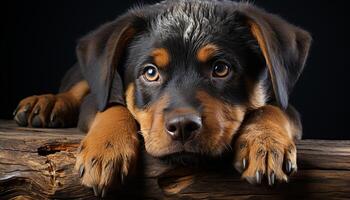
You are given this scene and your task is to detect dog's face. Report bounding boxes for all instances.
[124,11,262,158]
[76,0,311,159]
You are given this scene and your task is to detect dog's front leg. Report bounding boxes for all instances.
[75,106,139,197]
[233,105,300,185]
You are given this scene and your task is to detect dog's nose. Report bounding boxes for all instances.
[165,114,202,142]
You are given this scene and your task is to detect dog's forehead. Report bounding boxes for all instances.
[149,0,234,44]
[126,0,247,76]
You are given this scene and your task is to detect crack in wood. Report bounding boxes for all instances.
[37,143,79,156]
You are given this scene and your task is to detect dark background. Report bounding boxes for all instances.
[1,0,348,139]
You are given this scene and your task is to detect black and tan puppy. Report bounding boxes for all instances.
[13,0,311,197]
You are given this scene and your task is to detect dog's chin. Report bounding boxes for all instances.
[158,152,204,165]
[158,151,233,167]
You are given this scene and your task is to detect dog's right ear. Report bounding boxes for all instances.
[237,4,312,109]
[76,10,150,111]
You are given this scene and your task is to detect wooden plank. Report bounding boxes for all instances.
[0,120,349,199]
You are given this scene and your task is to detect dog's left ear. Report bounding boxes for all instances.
[238,5,312,109]
[76,10,149,111]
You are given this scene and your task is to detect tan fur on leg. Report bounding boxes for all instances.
[75,106,139,196]
[234,105,298,185]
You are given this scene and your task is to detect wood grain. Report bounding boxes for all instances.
[0,120,349,199]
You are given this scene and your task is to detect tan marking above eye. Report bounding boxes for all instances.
[151,48,170,68]
[197,44,219,63]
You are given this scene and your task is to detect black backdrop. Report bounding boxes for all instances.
[1,0,349,139]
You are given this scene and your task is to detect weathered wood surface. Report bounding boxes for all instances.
[0,120,349,200]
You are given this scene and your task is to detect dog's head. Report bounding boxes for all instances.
[77,0,311,159]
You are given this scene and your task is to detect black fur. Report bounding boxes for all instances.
[58,0,311,130]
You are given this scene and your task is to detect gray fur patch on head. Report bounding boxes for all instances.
[149,0,238,45]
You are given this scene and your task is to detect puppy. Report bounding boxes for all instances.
[13,0,311,197]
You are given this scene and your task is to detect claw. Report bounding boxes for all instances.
[255,171,262,184]
[50,113,56,122]
[101,188,107,198]
[268,172,275,186]
[49,113,58,128]
[33,106,40,115]
[285,160,292,174]
[93,185,99,197]
[79,165,85,178]
[23,103,31,112]
[121,173,125,184]
[242,158,247,170]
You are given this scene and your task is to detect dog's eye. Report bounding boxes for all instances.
[143,64,160,82]
[212,61,231,78]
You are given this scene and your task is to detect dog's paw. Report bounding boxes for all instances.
[75,123,139,198]
[13,94,79,128]
[233,125,297,186]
